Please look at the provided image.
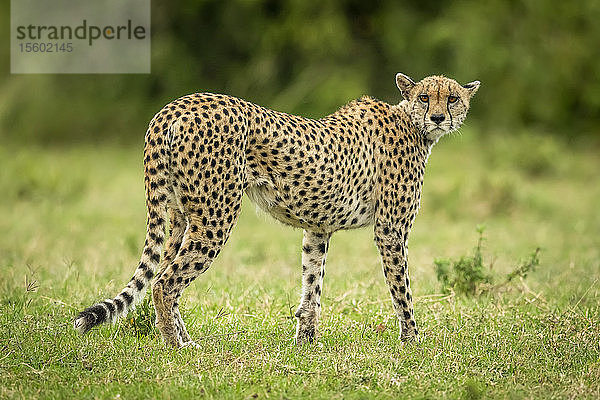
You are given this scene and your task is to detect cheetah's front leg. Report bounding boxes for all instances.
[295,230,331,345]
[374,224,419,342]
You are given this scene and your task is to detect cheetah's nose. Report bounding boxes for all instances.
[430,114,445,125]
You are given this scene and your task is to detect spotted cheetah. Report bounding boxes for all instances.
[74,73,480,347]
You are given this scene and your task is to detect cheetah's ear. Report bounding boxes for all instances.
[463,81,481,98]
[395,73,416,99]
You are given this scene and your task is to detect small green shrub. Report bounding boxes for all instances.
[503,247,541,284]
[435,226,491,296]
[435,226,541,296]
[124,291,156,338]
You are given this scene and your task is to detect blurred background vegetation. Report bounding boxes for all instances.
[1,0,600,144]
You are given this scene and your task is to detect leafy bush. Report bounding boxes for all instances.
[435,226,491,296]
[124,291,156,338]
[435,226,541,296]
[504,247,541,284]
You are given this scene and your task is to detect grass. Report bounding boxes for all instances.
[1,130,599,399]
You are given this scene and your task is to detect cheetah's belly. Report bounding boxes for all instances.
[245,176,375,233]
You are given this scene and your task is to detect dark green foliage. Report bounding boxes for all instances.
[435,226,491,296]
[463,378,486,400]
[124,291,157,338]
[504,247,541,284]
[435,226,541,296]
[2,0,600,144]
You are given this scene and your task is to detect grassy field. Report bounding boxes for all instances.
[1,131,599,399]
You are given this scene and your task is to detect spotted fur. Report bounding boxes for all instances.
[74,73,480,347]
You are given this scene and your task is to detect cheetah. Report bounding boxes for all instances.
[74,73,480,347]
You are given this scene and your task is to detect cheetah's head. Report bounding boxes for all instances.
[396,73,480,142]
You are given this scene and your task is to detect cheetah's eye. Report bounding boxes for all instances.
[418,94,429,103]
[448,95,459,104]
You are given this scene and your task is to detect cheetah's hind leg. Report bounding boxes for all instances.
[151,206,192,344]
[152,199,244,347]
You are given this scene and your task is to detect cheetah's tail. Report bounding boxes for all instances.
[74,123,169,335]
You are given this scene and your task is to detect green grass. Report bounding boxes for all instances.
[1,131,599,399]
